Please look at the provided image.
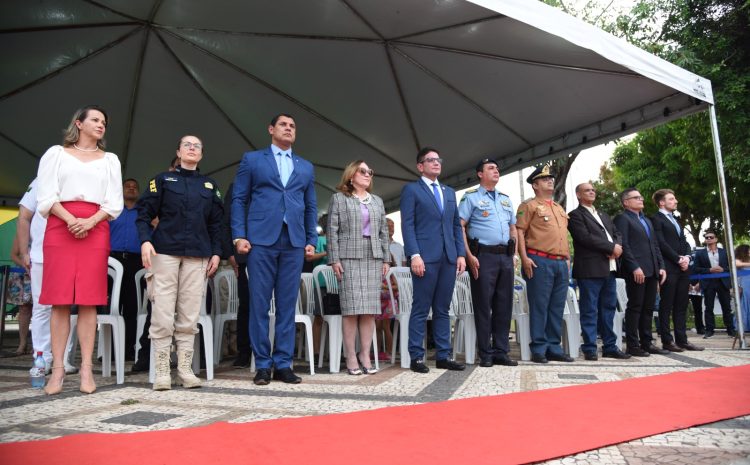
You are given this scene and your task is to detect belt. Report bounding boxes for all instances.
[111,251,140,260]
[478,243,508,254]
[527,248,567,260]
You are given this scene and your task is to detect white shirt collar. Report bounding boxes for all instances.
[421,176,439,187]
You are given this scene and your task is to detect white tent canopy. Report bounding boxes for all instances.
[0,0,714,213]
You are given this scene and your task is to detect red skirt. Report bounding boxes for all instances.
[40,201,110,306]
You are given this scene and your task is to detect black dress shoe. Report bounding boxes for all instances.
[602,349,632,359]
[531,353,548,363]
[479,358,494,368]
[677,342,705,351]
[645,345,670,355]
[492,354,518,366]
[663,342,685,352]
[547,353,574,362]
[410,359,430,373]
[626,347,649,357]
[703,331,714,339]
[232,352,251,368]
[272,367,302,384]
[435,359,465,371]
[130,358,149,373]
[583,352,598,361]
[253,368,272,385]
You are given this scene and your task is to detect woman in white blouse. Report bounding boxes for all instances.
[36,106,123,395]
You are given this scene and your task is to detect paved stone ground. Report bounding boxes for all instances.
[0,328,748,464]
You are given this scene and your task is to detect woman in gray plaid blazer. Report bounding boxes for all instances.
[327,160,390,375]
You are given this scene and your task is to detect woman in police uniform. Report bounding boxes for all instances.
[136,135,223,390]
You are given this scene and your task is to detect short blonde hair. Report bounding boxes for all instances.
[62,106,108,150]
[336,160,373,195]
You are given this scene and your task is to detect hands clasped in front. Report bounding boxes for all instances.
[67,216,96,239]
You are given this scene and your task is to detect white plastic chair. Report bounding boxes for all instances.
[563,287,582,358]
[614,278,627,351]
[212,270,239,363]
[148,277,213,383]
[68,257,126,384]
[133,268,148,363]
[451,272,476,365]
[313,265,343,372]
[385,267,414,368]
[512,276,532,361]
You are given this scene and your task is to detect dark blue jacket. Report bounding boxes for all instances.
[136,167,224,258]
[693,247,731,289]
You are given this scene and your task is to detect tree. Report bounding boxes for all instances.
[609,0,750,240]
[590,162,622,218]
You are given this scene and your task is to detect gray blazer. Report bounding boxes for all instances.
[327,192,389,263]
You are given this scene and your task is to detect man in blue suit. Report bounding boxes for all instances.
[231,114,317,385]
[400,147,466,373]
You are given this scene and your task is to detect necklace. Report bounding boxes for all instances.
[74,143,99,152]
[352,192,372,205]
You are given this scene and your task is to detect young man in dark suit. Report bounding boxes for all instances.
[613,188,668,357]
[651,189,703,351]
[568,183,630,360]
[400,147,466,373]
[693,230,736,338]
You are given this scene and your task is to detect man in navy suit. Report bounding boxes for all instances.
[400,147,466,373]
[651,189,703,351]
[613,188,668,357]
[231,114,317,385]
[693,229,736,338]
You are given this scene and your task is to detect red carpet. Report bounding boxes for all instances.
[3,365,750,465]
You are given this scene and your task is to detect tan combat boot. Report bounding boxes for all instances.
[176,349,202,389]
[153,348,172,391]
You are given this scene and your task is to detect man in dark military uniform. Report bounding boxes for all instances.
[516,165,573,363]
[459,159,518,367]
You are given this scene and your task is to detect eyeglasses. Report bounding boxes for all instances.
[420,157,443,165]
[181,141,203,150]
[624,195,644,201]
[704,235,716,240]
[357,168,374,176]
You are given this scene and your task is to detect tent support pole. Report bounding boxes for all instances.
[708,105,746,349]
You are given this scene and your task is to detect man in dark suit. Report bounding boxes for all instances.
[613,188,668,357]
[568,183,630,360]
[400,147,466,373]
[651,189,704,351]
[693,229,736,338]
[231,114,317,385]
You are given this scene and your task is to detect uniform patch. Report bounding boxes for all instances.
[204,182,213,189]
[149,180,157,192]
[215,188,221,199]
[501,200,510,207]
[517,210,524,216]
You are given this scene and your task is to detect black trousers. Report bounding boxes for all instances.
[469,252,514,360]
[237,263,251,356]
[704,285,735,333]
[110,251,144,359]
[689,294,704,333]
[625,275,657,349]
[658,270,689,345]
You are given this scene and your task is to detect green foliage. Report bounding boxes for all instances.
[603,0,750,242]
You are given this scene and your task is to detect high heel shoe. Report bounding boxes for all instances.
[44,366,65,395]
[79,363,97,394]
[358,355,378,375]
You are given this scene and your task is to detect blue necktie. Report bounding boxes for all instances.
[276,152,291,186]
[639,214,651,238]
[669,213,681,235]
[432,182,443,213]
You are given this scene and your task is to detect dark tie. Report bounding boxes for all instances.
[431,183,443,212]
